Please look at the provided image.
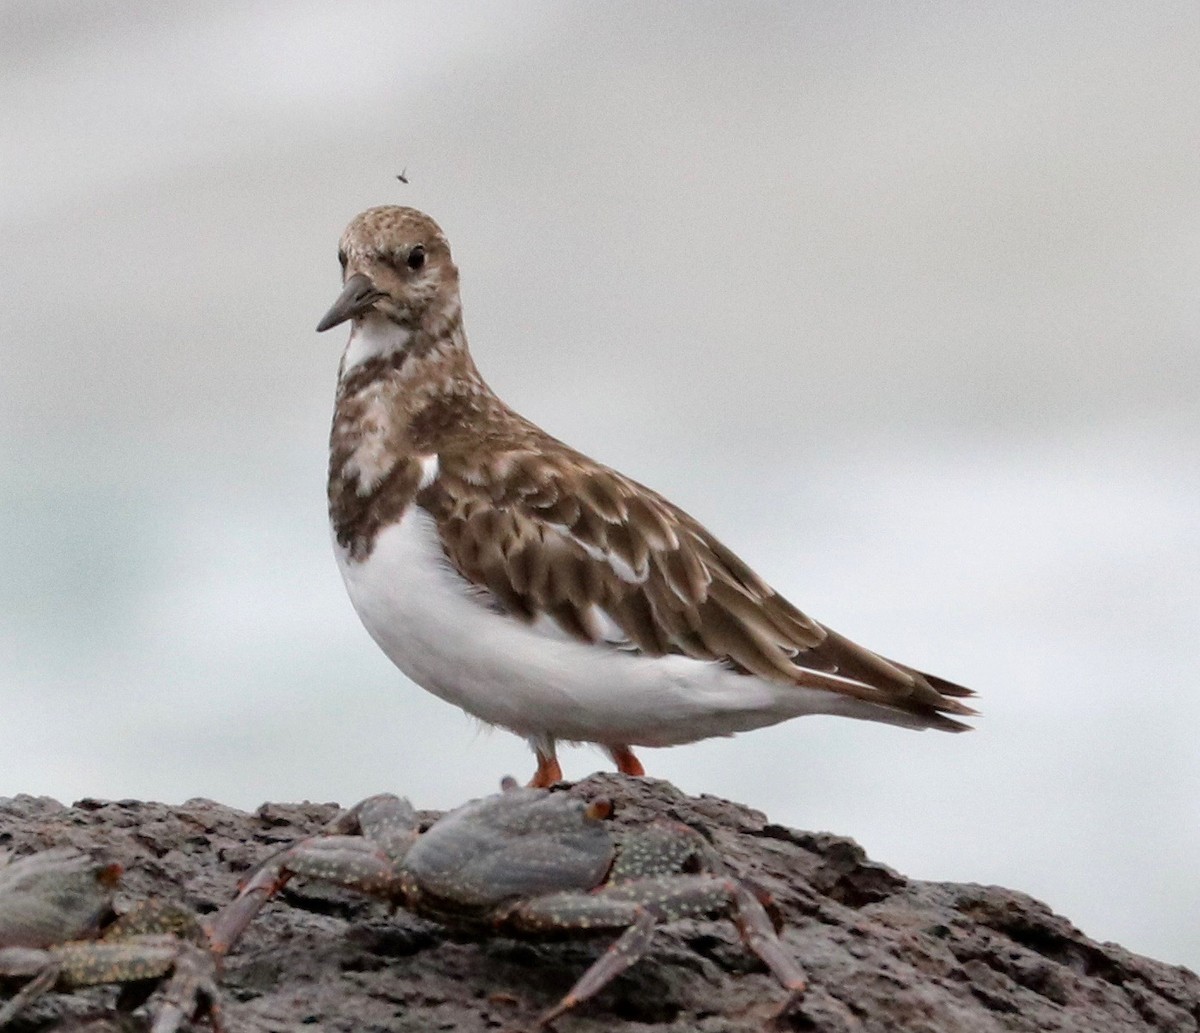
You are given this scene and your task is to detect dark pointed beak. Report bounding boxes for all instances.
[316,272,385,332]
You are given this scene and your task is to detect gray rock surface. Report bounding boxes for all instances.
[1,776,1197,1032]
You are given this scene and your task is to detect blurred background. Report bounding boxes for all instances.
[2,1,1197,972]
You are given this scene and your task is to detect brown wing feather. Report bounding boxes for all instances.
[418,445,975,729]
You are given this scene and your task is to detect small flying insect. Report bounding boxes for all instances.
[395,168,409,184]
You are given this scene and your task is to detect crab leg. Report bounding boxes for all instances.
[148,943,224,1033]
[535,909,656,1028]
[507,872,806,1026]
[207,859,295,957]
[727,880,808,1014]
[209,835,404,955]
[210,793,420,956]
[0,956,60,1026]
[0,938,220,1033]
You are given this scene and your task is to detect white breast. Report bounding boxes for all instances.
[334,506,880,746]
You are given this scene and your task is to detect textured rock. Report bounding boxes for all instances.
[1,776,1197,1032]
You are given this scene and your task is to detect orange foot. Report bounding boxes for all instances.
[609,744,646,777]
[528,752,563,788]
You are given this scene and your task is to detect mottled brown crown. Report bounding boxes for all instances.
[338,206,451,263]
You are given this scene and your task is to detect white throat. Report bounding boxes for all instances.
[341,313,412,375]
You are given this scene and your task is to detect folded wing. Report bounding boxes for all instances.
[417,444,975,731]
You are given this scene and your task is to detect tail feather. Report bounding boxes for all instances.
[799,625,978,730]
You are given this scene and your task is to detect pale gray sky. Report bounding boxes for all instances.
[2,2,1198,972]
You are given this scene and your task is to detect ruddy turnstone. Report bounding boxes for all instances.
[320,206,976,787]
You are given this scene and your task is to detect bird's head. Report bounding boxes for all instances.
[317,206,461,341]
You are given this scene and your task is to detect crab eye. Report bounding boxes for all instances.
[406,245,426,270]
[337,249,348,270]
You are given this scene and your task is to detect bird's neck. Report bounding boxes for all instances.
[329,308,499,490]
[327,311,514,558]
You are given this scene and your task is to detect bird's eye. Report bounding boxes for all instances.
[337,249,348,270]
[406,245,426,270]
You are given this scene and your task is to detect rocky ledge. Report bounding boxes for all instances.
[1,776,1197,1033]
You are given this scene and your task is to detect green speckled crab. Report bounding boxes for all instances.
[0,848,221,1031]
[211,780,806,1027]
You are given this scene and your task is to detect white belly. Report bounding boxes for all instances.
[333,507,866,747]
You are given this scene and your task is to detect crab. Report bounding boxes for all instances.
[0,848,221,1032]
[209,780,807,1028]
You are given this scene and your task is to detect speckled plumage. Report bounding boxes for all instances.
[321,206,977,785]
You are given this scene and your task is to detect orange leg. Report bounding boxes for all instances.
[528,750,563,788]
[608,745,646,778]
